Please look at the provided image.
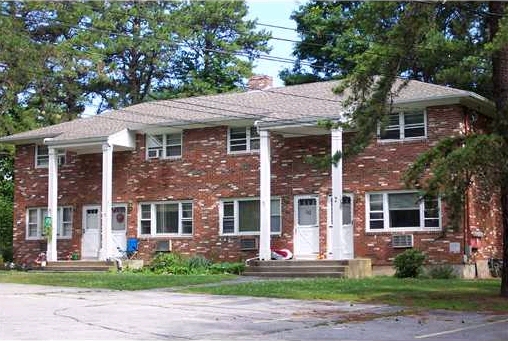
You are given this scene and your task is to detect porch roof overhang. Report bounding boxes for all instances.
[255,117,340,137]
[391,93,496,116]
[44,129,136,154]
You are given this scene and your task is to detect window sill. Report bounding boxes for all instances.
[220,233,281,237]
[377,137,427,144]
[139,234,193,238]
[365,228,442,234]
[26,237,72,241]
[227,150,260,156]
[146,156,182,161]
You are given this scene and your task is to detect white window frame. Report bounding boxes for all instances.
[378,110,427,141]
[146,132,182,160]
[138,201,193,236]
[219,197,281,235]
[365,191,441,232]
[26,206,73,240]
[227,126,260,153]
[35,145,66,168]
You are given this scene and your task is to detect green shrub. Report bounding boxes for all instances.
[188,255,212,271]
[150,252,190,274]
[393,249,425,278]
[427,264,457,279]
[209,262,245,275]
[147,252,244,275]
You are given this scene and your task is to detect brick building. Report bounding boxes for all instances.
[0,78,502,270]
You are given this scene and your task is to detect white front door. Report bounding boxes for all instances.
[294,195,320,259]
[82,206,101,259]
[111,205,127,258]
[327,194,354,259]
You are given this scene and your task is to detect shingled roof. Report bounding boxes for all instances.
[0,78,493,145]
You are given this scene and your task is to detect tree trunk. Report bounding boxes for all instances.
[501,190,508,297]
[489,1,508,297]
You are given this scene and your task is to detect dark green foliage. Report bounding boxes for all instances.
[393,249,426,278]
[285,1,492,96]
[149,253,190,275]
[404,134,508,230]
[147,252,244,275]
[187,255,212,271]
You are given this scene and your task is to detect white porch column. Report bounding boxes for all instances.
[47,147,58,261]
[259,130,271,260]
[330,128,344,260]
[99,143,113,260]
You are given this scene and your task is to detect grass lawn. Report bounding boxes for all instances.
[0,271,235,290]
[184,276,508,312]
[1,271,507,312]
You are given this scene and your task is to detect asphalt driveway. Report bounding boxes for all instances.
[1,283,507,340]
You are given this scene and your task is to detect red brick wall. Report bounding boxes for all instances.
[12,105,502,266]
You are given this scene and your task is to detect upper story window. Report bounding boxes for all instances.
[220,197,281,235]
[146,133,182,159]
[26,206,72,240]
[139,201,193,236]
[35,146,66,168]
[228,127,260,153]
[366,191,440,232]
[379,111,426,140]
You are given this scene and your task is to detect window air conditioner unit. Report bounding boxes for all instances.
[392,234,414,248]
[147,149,161,159]
[240,238,258,251]
[155,240,171,252]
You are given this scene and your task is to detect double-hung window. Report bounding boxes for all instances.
[146,132,182,159]
[220,198,281,235]
[35,146,66,168]
[366,192,440,231]
[379,111,426,140]
[228,127,260,153]
[26,207,73,239]
[139,201,193,236]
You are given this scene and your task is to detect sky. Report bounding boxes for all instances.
[246,0,304,87]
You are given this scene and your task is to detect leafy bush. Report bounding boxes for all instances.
[146,252,243,275]
[188,255,212,271]
[150,252,191,274]
[426,264,457,279]
[393,249,426,278]
[209,262,245,275]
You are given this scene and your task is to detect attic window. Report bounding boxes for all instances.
[378,111,426,140]
[35,146,66,168]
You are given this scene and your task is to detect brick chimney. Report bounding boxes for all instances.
[247,75,273,91]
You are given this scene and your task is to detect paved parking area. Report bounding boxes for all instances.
[1,283,507,340]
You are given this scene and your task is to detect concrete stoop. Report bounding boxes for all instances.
[38,260,116,272]
[243,258,372,279]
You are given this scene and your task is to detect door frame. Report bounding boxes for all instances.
[111,203,128,258]
[293,194,320,259]
[81,205,101,260]
[327,193,354,259]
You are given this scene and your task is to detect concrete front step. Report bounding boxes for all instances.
[244,271,346,278]
[245,265,348,273]
[39,260,116,272]
[248,260,348,267]
[244,260,349,278]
